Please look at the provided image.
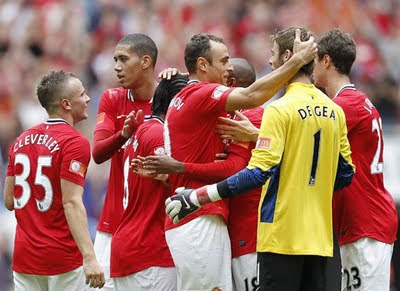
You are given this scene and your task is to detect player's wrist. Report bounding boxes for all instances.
[194,184,221,206]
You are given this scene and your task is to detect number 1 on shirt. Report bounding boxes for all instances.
[309,129,321,186]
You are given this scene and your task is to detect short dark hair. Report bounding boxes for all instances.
[270,27,314,76]
[229,58,256,87]
[36,70,77,114]
[118,33,158,68]
[184,33,225,74]
[151,74,189,116]
[317,29,356,75]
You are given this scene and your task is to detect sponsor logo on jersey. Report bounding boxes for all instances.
[69,160,87,177]
[256,137,271,150]
[96,112,105,124]
[212,85,229,100]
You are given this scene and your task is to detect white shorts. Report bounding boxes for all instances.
[14,266,87,291]
[340,237,394,291]
[165,215,232,291]
[232,252,259,291]
[113,266,176,291]
[94,230,114,290]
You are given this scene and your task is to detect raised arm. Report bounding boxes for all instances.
[225,29,317,111]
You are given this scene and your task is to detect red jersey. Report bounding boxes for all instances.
[333,85,398,246]
[95,88,152,234]
[228,107,264,258]
[6,119,90,275]
[164,81,234,230]
[111,117,174,277]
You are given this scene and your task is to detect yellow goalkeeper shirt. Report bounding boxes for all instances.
[248,82,354,256]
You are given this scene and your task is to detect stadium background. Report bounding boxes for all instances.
[0,0,399,290]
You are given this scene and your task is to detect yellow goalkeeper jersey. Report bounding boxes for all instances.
[248,82,354,256]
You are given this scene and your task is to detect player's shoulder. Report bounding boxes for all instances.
[137,116,164,138]
[101,87,128,100]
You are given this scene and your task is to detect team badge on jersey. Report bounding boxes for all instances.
[96,112,105,124]
[212,85,229,100]
[256,137,271,150]
[69,160,87,177]
[154,147,165,156]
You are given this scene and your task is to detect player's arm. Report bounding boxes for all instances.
[61,179,105,288]
[334,107,355,191]
[3,176,15,211]
[225,30,317,111]
[93,110,144,164]
[166,106,286,224]
[140,150,248,183]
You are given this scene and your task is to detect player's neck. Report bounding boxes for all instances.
[325,74,351,99]
[287,73,311,86]
[129,78,157,101]
[48,113,73,126]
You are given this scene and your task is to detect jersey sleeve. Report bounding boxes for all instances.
[334,97,359,133]
[94,89,116,134]
[6,144,15,176]
[193,83,234,114]
[248,105,286,172]
[184,151,248,183]
[60,136,91,187]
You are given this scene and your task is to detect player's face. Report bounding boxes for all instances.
[269,41,284,71]
[114,44,143,89]
[68,78,90,123]
[207,41,233,86]
[312,56,327,88]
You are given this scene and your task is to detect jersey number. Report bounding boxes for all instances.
[371,118,383,174]
[344,266,361,290]
[14,154,53,212]
[309,129,321,185]
[123,157,130,210]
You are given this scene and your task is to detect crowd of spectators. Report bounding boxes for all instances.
[0,0,399,289]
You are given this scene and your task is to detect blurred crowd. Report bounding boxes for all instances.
[0,0,399,288]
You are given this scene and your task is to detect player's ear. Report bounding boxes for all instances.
[323,54,331,68]
[227,77,236,87]
[197,57,208,73]
[142,55,152,70]
[60,98,72,111]
[283,49,293,62]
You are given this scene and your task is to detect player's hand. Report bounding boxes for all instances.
[292,28,318,65]
[121,110,144,138]
[131,156,157,178]
[216,111,259,142]
[158,68,189,80]
[215,152,228,162]
[165,187,200,224]
[83,258,105,289]
[142,155,184,174]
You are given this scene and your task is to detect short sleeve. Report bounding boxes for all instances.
[192,83,234,114]
[59,136,91,187]
[6,143,15,176]
[94,89,117,133]
[248,106,286,172]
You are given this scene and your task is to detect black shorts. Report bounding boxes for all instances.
[257,252,327,291]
